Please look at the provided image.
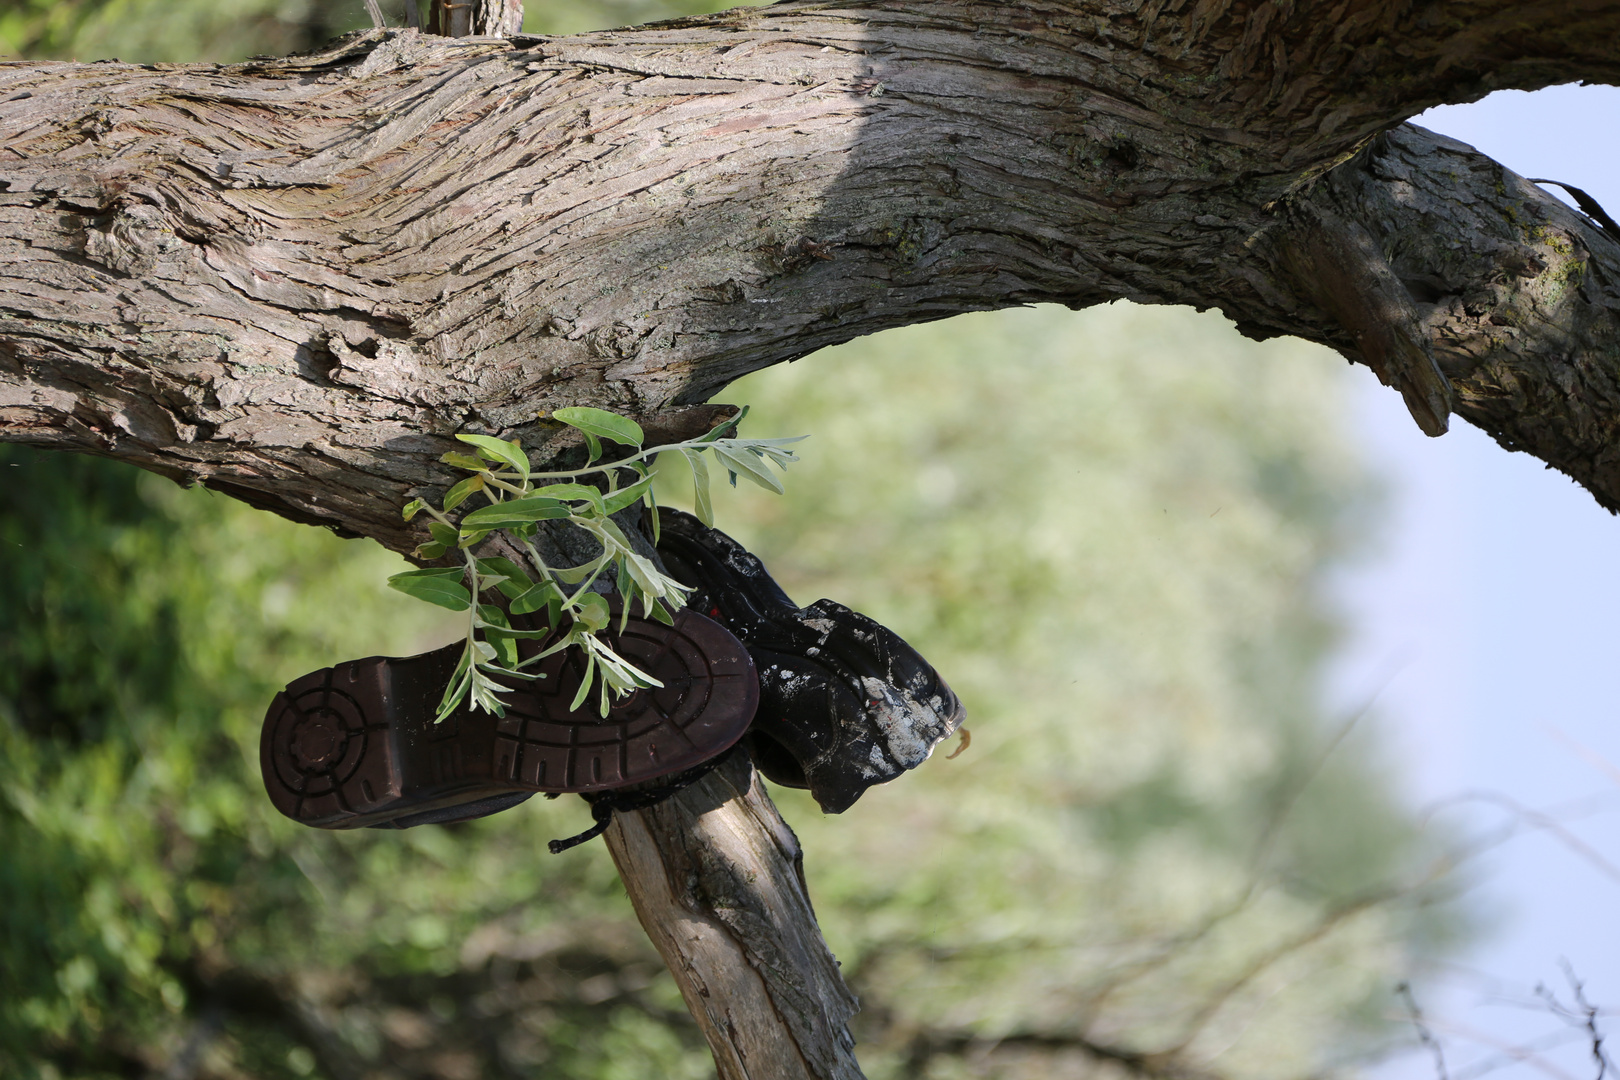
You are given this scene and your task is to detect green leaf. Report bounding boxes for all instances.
[594,516,633,552]
[575,592,611,632]
[443,475,485,511]
[429,521,458,547]
[681,449,714,526]
[460,497,572,530]
[648,600,675,626]
[584,431,602,463]
[552,406,645,447]
[569,646,597,711]
[553,561,601,585]
[698,405,747,442]
[440,451,488,471]
[457,528,490,549]
[712,444,785,494]
[387,568,472,611]
[529,483,606,515]
[456,434,531,476]
[601,474,655,516]
[719,435,807,468]
[510,581,559,615]
[402,498,426,521]
[623,552,659,602]
[476,603,512,631]
[436,651,473,722]
[476,557,534,599]
[412,541,447,560]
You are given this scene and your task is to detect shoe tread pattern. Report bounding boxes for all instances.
[260,607,757,829]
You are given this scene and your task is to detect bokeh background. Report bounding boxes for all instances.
[0,3,1612,1079]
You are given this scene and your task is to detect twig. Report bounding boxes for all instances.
[1541,723,1620,790]
[1400,982,1454,1080]
[1425,791,1620,884]
[1536,962,1615,1080]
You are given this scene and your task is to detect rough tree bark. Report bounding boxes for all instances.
[3,1,1620,1075]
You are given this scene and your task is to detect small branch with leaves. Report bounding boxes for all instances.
[386,407,804,720]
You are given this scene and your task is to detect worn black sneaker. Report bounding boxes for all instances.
[260,606,758,829]
[655,509,965,814]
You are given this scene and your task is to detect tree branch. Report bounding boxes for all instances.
[3,2,1620,534]
[603,750,863,1080]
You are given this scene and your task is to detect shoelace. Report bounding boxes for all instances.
[546,746,738,854]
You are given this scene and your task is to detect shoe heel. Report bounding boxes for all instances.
[261,655,409,828]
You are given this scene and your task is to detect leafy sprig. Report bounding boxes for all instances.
[386,406,803,721]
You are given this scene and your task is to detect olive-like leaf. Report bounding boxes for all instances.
[697,405,747,442]
[455,434,531,476]
[443,474,485,511]
[440,451,487,471]
[575,592,611,632]
[712,444,784,494]
[510,581,559,614]
[476,556,534,598]
[476,603,512,631]
[681,449,714,525]
[402,498,426,521]
[570,647,597,712]
[601,474,655,516]
[387,568,472,611]
[552,406,645,447]
[429,521,458,547]
[460,496,572,530]
[529,482,607,511]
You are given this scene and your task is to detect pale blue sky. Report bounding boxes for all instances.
[1343,84,1620,1080]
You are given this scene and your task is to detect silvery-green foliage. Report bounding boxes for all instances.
[388,407,801,718]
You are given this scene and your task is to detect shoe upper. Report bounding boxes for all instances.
[655,509,965,813]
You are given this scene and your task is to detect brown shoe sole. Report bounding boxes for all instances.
[260,607,758,829]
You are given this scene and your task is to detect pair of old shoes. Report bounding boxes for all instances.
[259,509,964,830]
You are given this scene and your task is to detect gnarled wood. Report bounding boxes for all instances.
[3,2,1620,539]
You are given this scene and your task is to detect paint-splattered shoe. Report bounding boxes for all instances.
[655,509,965,813]
[260,606,758,829]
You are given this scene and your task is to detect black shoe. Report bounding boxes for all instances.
[260,607,758,829]
[655,509,965,813]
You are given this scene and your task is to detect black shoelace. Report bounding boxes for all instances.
[545,746,738,854]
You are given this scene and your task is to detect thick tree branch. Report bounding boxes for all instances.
[3,1,1620,539]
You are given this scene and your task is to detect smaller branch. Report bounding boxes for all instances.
[1537,962,1615,1080]
[1410,1015,1582,1080]
[1400,982,1455,1080]
[603,750,863,1080]
[1424,791,1620,885]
